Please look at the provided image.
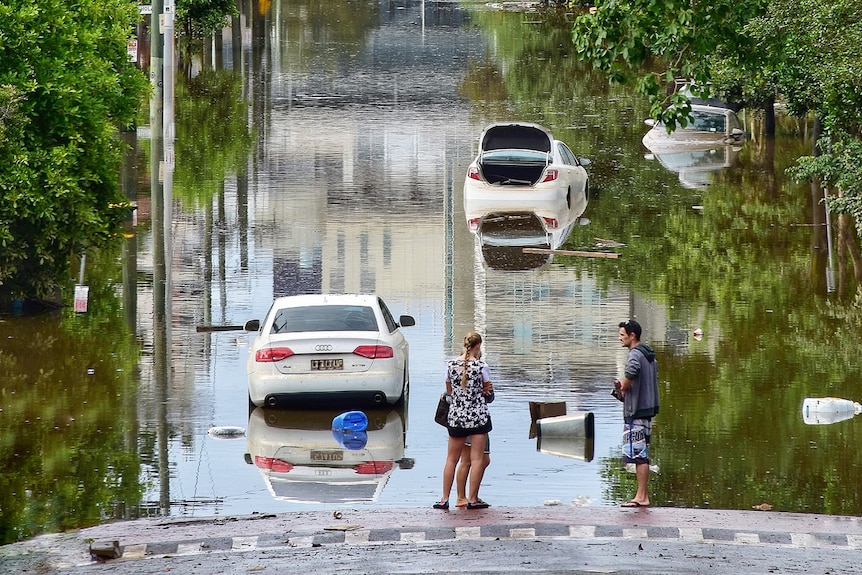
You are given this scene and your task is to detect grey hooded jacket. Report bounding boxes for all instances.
[623,343,659,422]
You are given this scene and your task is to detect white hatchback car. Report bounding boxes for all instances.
[245,294,415,408]
[463,122,590,234]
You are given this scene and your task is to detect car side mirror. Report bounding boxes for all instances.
[644,118,656,127]
[399,315,416,328]
[731,128,744,137]
[244,319,260,332]
[578,157,591,167]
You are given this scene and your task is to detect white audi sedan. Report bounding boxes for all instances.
[463,122,590,234]
[245,294,415,408]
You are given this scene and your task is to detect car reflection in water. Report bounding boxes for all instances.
[476,212,557,270]
[245,406,410,503]
[644,145,741,190]
[472,205,589,270]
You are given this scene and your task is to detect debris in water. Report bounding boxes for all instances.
[207,425,246,438]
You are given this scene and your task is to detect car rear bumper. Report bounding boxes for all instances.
[463,181,567,219]
[248,372,404,407]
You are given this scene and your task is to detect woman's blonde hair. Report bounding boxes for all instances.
[461,332,482,388]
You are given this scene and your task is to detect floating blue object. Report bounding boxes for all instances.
[332,410,368,432]
[332,429,368,450]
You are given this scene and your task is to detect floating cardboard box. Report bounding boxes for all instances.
[528,401,566,438]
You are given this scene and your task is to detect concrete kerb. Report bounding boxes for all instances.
[4,506,862,569]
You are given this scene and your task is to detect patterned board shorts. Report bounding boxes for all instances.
[622,418,651,464]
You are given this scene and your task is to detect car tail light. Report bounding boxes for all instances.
[255,456,294,473]
[468,218,481,231]
[542,217,558,229]
[354,461,394,474]
[467,166,481,180]
[541,169,558,182]
[255,347,294,362]
[353,345,394,359]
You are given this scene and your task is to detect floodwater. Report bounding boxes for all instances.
[2,0,862,545]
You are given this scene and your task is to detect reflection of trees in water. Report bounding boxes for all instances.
[173,70,254,208]
[0,247,143,545]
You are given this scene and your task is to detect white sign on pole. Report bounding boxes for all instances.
[127,38,138,62]
[74,285,89,313]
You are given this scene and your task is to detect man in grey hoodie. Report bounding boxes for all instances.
[616,319,659,507]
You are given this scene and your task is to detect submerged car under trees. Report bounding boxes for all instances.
[641,104,746,189]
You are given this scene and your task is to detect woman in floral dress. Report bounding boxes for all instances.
[433,332,493,510]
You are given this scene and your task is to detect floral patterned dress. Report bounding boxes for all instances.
[445,358,492,436]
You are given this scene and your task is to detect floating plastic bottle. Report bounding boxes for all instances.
[802,397,862,425]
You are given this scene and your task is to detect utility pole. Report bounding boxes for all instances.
[149,0,175,518]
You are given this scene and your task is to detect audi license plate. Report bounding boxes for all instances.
[310,450,343,461]
[311,359,343,370]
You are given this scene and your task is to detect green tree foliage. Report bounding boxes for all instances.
[177,0,239,38]
[769,1,862,232]
[744,1,862,131]
[572,0,768,128]
[0,0,149,298]
[173,70,254,207]
[573,0,862,233]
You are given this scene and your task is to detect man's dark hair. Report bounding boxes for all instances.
[619,319,642,339]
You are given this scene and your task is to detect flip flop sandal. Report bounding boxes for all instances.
[432,500,449,510]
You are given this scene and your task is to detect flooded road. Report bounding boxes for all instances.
[2,0,862,544]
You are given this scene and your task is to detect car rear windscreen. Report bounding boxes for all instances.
[271,305,379,333]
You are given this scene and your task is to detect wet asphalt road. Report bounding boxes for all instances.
[4,505,862,574]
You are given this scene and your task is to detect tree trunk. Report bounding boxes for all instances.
[763,94,775,137]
